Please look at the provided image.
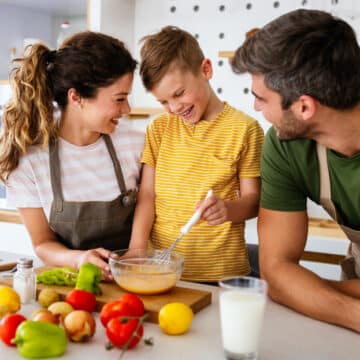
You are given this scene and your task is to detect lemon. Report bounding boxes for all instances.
[0,285,21,318]
[158,302,193,335]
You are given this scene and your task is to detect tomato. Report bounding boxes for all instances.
[106,317,143,349]
[0,313,26,346]
[99,300,133,328]
[120,294,145,317]
[65,289,97,313]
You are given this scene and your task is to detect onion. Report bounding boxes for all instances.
[63,310,96,342]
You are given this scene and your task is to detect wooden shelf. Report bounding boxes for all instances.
[130,107,163,115]
[218,51,235,58]
[304,218,347,264]
[302,250,345,265]
[308,217,346,239]
[125,107,163,119]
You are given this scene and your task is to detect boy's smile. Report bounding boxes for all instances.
[179,105,194,120]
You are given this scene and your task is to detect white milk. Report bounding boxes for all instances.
[219,290,266,356]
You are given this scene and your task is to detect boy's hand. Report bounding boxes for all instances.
[197,195,228,225]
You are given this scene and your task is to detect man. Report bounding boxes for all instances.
[232,9,360,333]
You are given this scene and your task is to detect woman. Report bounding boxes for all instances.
[0,32,144,277]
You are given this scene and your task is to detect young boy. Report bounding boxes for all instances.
[130,26,264,282]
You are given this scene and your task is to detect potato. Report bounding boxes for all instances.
[38,288,60,307]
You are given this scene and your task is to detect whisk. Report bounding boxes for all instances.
[156,189,213,262]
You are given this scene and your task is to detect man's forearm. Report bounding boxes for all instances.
[263,261,360,333]
[326,279,360,299]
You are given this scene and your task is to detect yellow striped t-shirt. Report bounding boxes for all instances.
[141,102,264,282]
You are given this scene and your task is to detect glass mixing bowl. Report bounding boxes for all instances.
[109,248,184,295]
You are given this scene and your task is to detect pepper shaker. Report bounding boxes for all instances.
[13,258,36,304]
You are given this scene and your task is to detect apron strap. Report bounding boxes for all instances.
[102,134,128,194]
[316,142,360,278]
[49,138,64,212]
[316,143,338,220]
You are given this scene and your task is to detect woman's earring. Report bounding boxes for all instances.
[77,102,83,109]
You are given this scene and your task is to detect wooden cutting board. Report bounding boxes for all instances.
[0,268,212,323]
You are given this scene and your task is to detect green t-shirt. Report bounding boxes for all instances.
[261,127,360,229]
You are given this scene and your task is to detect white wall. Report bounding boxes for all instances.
[131,0,314,126]
[102,0,135,52]
[89,0,135,52]
[131,0,360,123]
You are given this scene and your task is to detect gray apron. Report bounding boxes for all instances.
[49,134,137,251]
[316,143,360,279]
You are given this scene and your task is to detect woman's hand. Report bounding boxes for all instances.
[197,195,229,225]
[76,248,112,280]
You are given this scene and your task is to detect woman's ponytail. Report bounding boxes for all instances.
[0,43,58,182]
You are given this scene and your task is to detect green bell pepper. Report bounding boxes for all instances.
[12,320,67,358]
[75,262,102,295]
[37,267,78,286]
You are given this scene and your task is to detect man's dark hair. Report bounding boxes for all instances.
[232,9,360,110]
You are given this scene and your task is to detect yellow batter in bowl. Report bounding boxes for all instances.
[109,249,184,295]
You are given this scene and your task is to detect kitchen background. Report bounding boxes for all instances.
[0,0,356,278]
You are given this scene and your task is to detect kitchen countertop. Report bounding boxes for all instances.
[0,267,358,359]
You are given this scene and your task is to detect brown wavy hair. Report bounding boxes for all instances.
[0,31,137,183]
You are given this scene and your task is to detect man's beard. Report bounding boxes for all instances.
[275,108,309,140]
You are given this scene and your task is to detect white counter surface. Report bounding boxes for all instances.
[0,279,358,360]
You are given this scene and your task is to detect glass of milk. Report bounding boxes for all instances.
[219,276,267,360]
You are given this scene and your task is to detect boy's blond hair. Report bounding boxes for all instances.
[140,26,204,91]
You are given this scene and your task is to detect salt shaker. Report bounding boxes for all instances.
[13,258,36,304]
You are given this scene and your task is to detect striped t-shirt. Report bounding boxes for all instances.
[142,102,264,282]
[7,120,145,220]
